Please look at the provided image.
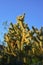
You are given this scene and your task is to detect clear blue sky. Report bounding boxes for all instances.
[0,0,43,44]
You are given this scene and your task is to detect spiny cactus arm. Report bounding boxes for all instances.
[20,31,25,50]
[13,24,22,35]
[32,26,39,34]
[17,14,25,31]
[24,38,30,45]
[25,31,33,38]
[4,34,11,45]
[17,13,25,21]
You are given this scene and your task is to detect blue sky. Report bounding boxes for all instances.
[0,0,43,44]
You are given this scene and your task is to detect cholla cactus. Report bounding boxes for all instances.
[4,14,43,64]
